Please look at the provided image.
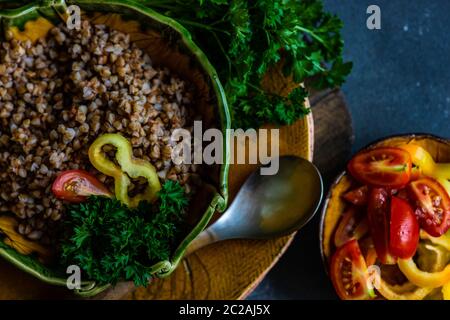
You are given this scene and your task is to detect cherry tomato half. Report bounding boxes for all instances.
[330,239,373,300]
[348,147,412,189]
[389,196,419,259]
[410,167,423,181]
[395,188,411,202]
[408,178,450,237]
[343,185,369,206]
[52,170,112,203]
[367,188,397,265]
[334,206,369,248]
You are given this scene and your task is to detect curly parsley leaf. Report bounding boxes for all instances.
[60,181,188,287]
[147,0,352,128]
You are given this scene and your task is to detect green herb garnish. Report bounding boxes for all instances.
[61,181,188,287]
[149,0,352,128]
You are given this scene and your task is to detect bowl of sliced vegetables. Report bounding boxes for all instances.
[0,0,230,297]
[320,134,450,300]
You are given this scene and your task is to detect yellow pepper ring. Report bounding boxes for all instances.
[88,133,161,207]
[377,244,445,300]
[0,216,50,258]
[443,282,450,300]
[398,258,450,288]
[377,279,433,300]
[420,230,450,251]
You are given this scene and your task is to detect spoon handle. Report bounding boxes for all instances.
[184,228,219,256]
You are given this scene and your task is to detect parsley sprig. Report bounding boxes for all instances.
[148,0,352,128]
[61,181,188,287]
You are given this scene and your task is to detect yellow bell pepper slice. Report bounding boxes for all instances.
[0,216,50,259]
[377,279,433,300]
[378,244,444,300]
[420,230,450,251]
[398,258,450,288]
[88,134,161,207]
[443,282,450,300]
[399,144,450,180]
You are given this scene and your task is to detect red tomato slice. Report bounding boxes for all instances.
[348,147,412,188]
[334,206,369,248]
[343,185,369,206]
[367,188,397,264]
[389,196,419,259]
[408,178,450,237]
[395,189,410,202]
[330,239,373,300]
[410,167,422,181]
[52,170,112,203]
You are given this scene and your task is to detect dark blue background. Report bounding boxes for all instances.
[248,0,450,299]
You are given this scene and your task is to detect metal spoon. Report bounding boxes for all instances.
[98,156,323,299]
[185,156,323,255]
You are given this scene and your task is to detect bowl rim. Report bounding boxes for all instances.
[318,133,450,275]
[0,0,231,297]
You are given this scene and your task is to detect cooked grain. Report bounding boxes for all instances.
[0,20,201,243]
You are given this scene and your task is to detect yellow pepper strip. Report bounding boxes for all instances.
[420,230,450,251]
[399,144,450,180]
[399,144,435,173]
[377,244,445,300]
[443,282,450,300]
[377,279,433,300]
[0,216,17,235]
[398,258,450,288]
[421,244,449,272]
[88,134,161,207]
[434,241,450,300]
[0,216,50,258]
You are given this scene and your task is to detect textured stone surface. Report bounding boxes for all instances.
[249,0,450,300]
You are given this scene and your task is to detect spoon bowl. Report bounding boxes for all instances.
[186,156,323,255]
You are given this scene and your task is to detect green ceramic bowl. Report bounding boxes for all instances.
[0,0,230,297]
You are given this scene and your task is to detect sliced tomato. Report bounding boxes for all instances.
[330,239,373,300]
[334,206,369,248]
[343,185,369,206]
[408,178,450,237]
[348,147,412,188]
[395,188,410,202]
[410,166,423,181]
[389,196,419,259]
[367,188,397,264]
[52,170,112,203]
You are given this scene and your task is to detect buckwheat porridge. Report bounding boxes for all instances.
[0,20,200,245]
